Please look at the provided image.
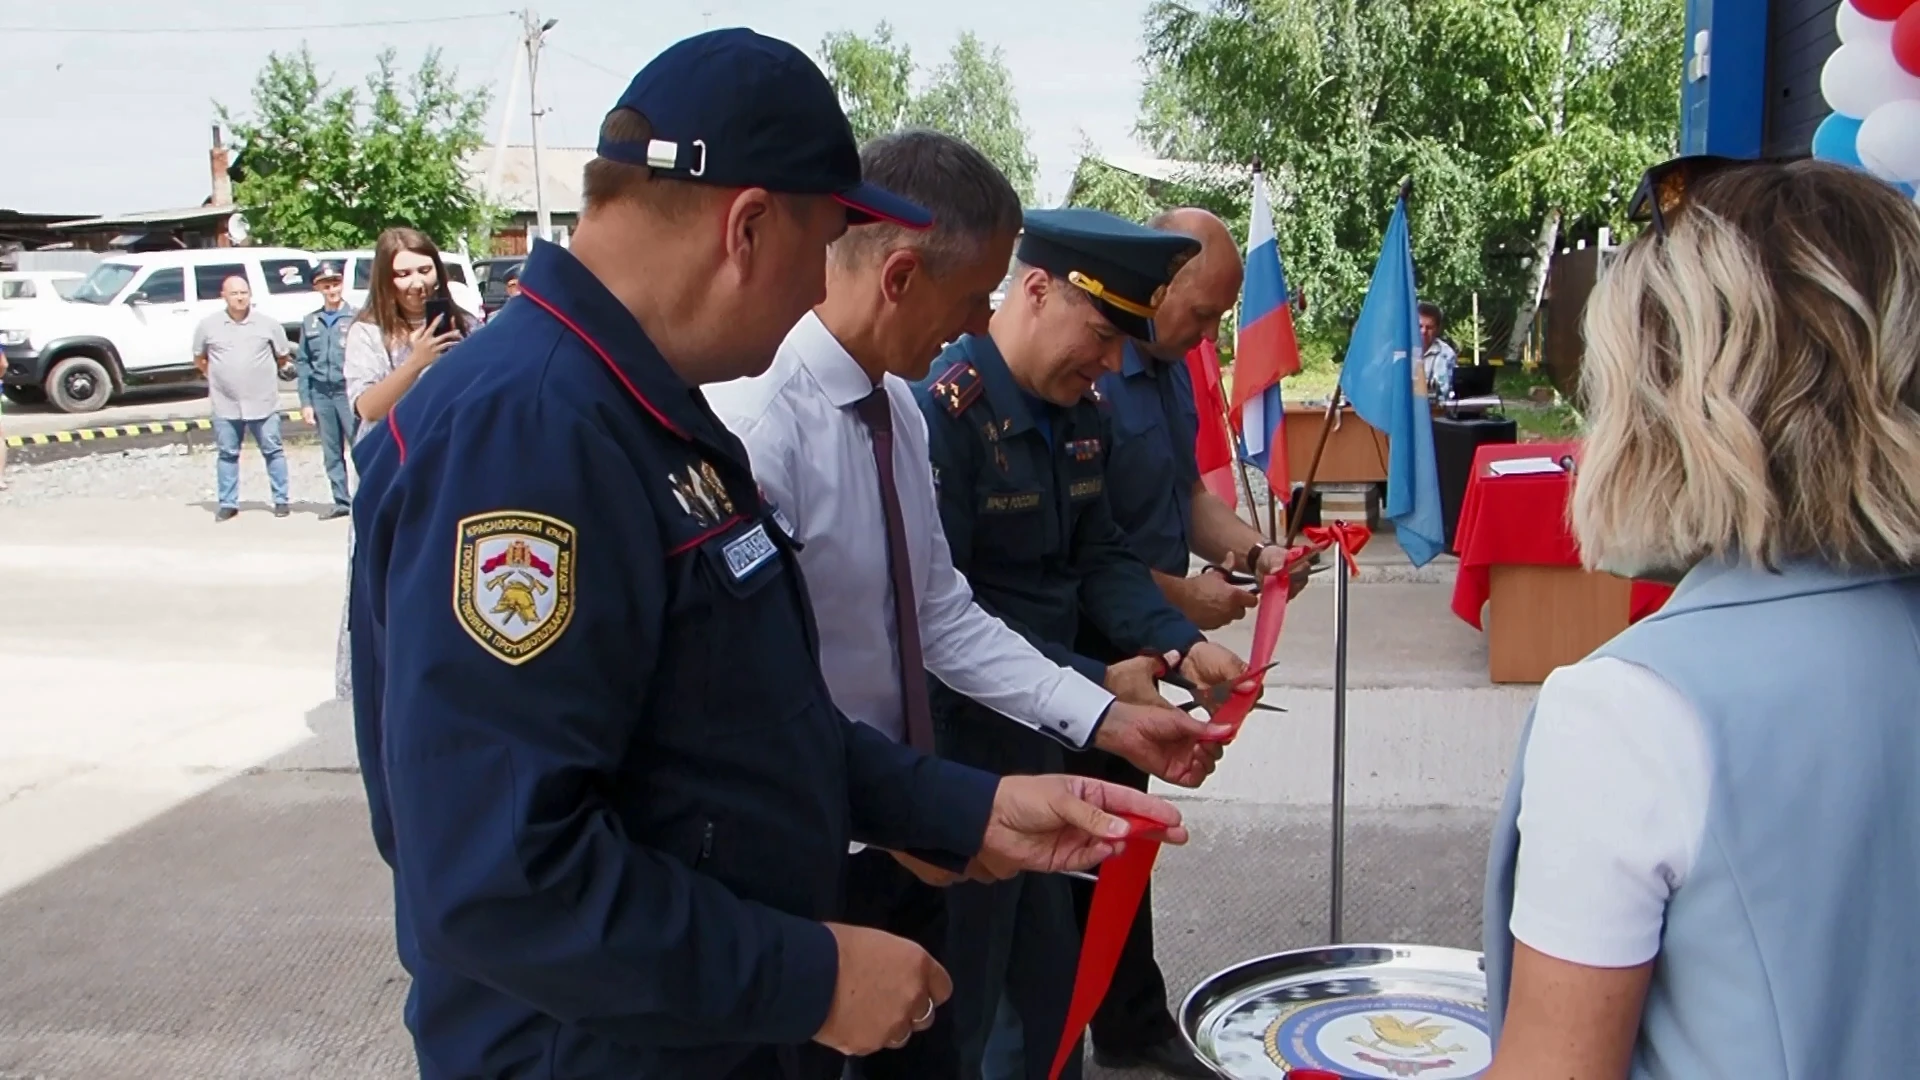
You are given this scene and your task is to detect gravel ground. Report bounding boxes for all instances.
[0,438,341,510]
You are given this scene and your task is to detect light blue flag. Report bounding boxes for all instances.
[1337,195,1446,567]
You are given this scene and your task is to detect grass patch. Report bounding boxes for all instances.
[1279,336,1342,401]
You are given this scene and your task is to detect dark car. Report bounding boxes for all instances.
[474,257,524,318]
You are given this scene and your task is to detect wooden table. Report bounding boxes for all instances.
[1449,442,1674,683]
[1284,404,1389,486]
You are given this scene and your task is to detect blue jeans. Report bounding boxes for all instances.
[309,387,354,508]
[214,414,289,509]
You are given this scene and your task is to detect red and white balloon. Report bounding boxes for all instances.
[1816,0,1920,186]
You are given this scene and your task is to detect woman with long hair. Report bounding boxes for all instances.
[343,226,471,428]
[1482,159,1920,1078]
[335,226,472,700]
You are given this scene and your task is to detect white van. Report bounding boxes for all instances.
[0,248,322,413]
[319,249,484,322]
[0,271,84,308]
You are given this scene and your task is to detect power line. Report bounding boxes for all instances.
[546,45,628,83]
[0,13,515,35]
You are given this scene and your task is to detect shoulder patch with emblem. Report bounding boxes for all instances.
[930,363,985,417]
[454,511,577,665]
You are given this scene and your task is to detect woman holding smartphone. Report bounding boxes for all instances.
[335,226,472,700]
[344,226,472,429]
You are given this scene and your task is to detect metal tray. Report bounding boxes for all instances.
[1179,944,1489,1079]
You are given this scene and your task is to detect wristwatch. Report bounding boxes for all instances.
[1246,542,1274,573]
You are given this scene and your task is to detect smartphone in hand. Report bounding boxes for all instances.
[424,295,457,333]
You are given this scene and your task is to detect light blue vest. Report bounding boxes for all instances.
[1484,559,1920,1078]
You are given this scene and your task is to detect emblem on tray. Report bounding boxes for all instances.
[1263,995,1490,1079]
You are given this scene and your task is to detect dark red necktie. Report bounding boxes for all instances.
[854,387,936,754]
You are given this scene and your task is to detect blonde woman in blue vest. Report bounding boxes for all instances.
[1482,158,1920,1079]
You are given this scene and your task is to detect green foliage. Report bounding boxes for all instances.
[219,46,499,252]
[819,25,914,145]
[1135,0,1682,341]
[818,25,1038,203]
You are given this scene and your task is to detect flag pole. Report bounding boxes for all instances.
[1324,175,1415,944]
[1284,389,1342,545]
[1226,391,1261,534]
[1329,527,1350,943]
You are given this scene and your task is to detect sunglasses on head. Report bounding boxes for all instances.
[1627,154,1807,237]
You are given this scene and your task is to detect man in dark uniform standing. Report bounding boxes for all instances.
[912,208,1250,1079]
[1068,207,1307,1077]
[348,30,1192,1080]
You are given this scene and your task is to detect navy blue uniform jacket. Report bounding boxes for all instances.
[1094,341,1202,576]
[348,242,999,1079]
[911,333,1202,702]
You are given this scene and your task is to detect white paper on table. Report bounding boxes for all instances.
[1487,456,1566,477]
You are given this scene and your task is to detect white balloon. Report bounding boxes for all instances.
[1836,2,1896,45]
[1822,42,1920,118]
[1858,100,1920,182]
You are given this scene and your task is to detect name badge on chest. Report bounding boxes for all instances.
[722,523,779,581]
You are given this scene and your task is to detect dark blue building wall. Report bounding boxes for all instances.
[1681,0,1838,158]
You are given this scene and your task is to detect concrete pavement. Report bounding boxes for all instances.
[0,445,1513,1080]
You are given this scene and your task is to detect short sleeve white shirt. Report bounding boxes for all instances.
[1510,656,1713,968]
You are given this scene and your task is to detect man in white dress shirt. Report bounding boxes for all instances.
[707,130,1228,1080]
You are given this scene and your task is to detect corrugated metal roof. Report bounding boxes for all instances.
[1091,155,1253,187]
[50,206,233,229]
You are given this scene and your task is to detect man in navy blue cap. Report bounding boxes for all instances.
[348,29,1191,1080]
[911,208,1251,1079]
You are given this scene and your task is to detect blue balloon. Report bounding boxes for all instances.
[1812,113,1865,168]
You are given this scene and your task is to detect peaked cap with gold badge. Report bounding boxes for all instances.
[1016,207,1202,343]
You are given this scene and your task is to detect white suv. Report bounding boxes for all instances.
[0,248,323,413]
[320,249,484,321]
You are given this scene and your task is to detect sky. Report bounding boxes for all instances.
[0,0,1163,217]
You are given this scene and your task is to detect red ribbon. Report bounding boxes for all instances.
[1301,521,1372,576]
[1051,526,1382,1076]
[1048,813,1167,1080]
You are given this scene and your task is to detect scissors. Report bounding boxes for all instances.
[1163,661,1285,714]
[1200,553,1329,595]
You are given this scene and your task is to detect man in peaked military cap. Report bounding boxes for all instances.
[296,260,357,519]
[348,29,1195,1080]
[911,208,1253,1079]
[1068,207,1317,1078]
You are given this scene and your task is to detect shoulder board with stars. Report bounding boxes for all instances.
[930,363,985,417]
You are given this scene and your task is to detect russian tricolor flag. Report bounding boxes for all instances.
[1229,171,1303,502]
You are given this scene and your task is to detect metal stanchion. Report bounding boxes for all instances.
[1329,542,1350,944]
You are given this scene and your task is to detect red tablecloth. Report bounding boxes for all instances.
[1450,441,1674,629]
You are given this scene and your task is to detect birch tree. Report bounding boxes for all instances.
[1136,0,1680,351]
[819,26,1039,203]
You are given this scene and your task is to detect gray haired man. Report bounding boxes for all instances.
[707,129,1225,1079]
[193,274,293,521]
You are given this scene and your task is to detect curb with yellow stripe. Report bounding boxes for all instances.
[5,409,307,450]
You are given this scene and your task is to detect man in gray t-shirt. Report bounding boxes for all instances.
[193,275,294,522]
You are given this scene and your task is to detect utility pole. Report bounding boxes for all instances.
[522,10,558,244]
